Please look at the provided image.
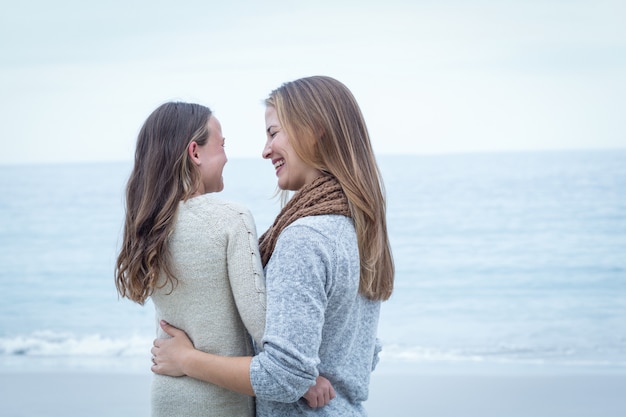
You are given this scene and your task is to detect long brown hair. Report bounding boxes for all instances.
[115,102,212,304]
[266,76,394,301]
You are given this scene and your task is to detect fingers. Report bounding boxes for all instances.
[151,350,157,373]
[159,320,178,336]
[306,396,319,408]
[303,375,336,408]
[304,392,325,408]
[323,390,331,406]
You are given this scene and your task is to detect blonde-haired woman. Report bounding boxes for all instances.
[151,77,394,416]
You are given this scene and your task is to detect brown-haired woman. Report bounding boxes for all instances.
[115,102,267,416]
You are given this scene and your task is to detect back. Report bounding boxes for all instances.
[151,194,266,417]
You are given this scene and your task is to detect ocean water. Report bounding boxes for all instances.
[1,150,625,374]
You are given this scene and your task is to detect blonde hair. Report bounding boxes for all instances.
[266,76,394,301]
[115,102,212,304]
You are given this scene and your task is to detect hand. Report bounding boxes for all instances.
[302,375,336,408]
[151,320,194,377]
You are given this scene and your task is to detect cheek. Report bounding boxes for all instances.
[213,148,226,163]
[274,136,288,151]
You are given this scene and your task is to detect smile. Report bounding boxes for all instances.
[274,159,285,170]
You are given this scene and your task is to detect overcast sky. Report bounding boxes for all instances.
[1,0,624,165]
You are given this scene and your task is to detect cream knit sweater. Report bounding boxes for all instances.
[150,194,266,417]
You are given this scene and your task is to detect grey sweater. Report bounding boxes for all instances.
[151,194,266,417]
[250,214,381,416]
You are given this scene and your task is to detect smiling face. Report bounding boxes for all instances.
[262,106,320,191]
[193,115,227,194]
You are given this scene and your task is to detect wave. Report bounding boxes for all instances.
[2,332,625,375]
[380,344,626,369]
[0,331,151,357]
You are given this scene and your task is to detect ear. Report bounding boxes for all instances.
[188,141,201,165]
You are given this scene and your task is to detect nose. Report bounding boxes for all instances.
[262,138,272,159]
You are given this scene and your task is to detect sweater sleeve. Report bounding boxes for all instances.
[249,223,332,402]
[226,207,267,347]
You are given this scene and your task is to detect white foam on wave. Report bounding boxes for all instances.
[381,344,485,363]
[0,331,151,357]
[2,333,625,375]
[380,343,626,371]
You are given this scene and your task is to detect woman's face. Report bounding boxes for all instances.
[262,106,320,191]
[196,115,227,193]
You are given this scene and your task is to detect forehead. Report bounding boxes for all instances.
[208,115,222,134]
[265,106,279,126]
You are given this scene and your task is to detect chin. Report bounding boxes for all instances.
[210,180,224,193]
[277,180,289,191]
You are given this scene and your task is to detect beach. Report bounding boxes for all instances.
[2,153,625,416]
[2,364,626,417]
[367,367,626,417]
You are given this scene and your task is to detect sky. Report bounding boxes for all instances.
[1,0,625,165]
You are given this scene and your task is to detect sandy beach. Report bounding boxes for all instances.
[2,364,626,417]
[367,370,626,417]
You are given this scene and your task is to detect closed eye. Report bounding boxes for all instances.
[266,126,279,138]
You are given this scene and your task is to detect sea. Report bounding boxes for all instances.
[1,150,625,375]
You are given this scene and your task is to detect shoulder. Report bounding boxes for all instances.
[182,194,252,217]
[268,215,357,287]
[179,194,257,231]
[286,214,354,239]
[276,215,355,256]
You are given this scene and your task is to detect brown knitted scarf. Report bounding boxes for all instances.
[259,175,352,267]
